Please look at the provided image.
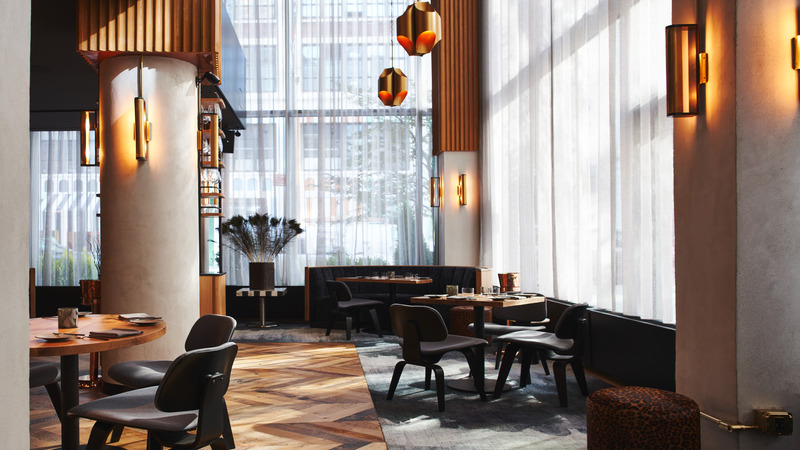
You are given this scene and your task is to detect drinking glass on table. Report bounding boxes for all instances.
[462,287,475,298]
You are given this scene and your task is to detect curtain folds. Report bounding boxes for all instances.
[480,0,675,323]
[224,0,434,286]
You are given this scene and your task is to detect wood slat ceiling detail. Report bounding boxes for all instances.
[76,0,220,75]
[432,0,480,154]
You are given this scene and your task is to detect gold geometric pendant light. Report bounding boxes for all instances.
[378,67,408,106]
[397,1,442,56]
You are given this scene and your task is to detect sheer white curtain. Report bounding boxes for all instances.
[223,0,435,286]
[480,0,675,323]
[30,131,101,286]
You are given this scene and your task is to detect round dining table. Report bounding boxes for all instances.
[30,314,166,450]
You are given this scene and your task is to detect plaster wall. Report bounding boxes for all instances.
[672,0,738,448]
[0,0,31,446]
[438,151,480,266]
[735,1,800,448]
[99,56,200,374]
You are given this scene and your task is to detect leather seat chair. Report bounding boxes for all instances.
[69,342,238,450]
[386,304,487,412]
[325,280,383,340]
[492,303,589,407]
[468,299,549,368]
[30,361,62,421]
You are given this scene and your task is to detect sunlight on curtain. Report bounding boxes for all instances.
[223,0,434,286]
[30,131,101,286]
[480,0,675,323]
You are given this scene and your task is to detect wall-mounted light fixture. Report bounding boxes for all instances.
[665,24,708,117]
[457,174,466,206]
[792,35,800,70]
[201,113,220,169]
[397,1,442,56]
[134,55,150,160]
[80,110,100,166]
[430,177,442,207]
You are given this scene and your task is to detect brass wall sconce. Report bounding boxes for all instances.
[457,174,466,206]
[378,67,408,106]
[792,35,800,69]
[430,177,442,207]
[80,110,100,166]
[397,1,442,56]
[134,56,150,160]
[665,24,708,117]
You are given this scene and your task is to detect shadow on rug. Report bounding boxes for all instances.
[234,323,610,449]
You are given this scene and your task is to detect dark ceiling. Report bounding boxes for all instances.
[30,0,100,131]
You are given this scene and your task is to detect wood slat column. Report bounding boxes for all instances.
[431,0,480,154]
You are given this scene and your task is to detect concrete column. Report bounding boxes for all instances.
[99,55,199,374]
[438,151,479,266]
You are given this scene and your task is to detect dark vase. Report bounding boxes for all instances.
[249,261,275,290]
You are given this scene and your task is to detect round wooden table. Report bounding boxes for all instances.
[30,314,166,450]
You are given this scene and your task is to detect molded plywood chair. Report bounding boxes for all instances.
[69,342,238,450]
[325,280,383,340]
[107,314,237,446]
[386,304,488,412]
[468,299,549,368]
[492,303,589,407]
[30,361,62,421]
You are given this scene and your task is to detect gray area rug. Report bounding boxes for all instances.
[234,323,610,449]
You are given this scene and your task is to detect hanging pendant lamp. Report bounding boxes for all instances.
[397,1,442,56]
[378,67,408,106]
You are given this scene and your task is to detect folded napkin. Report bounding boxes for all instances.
[118,313,162,321]
[89,328,143,339]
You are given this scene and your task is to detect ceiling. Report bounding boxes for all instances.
[30,0,100,131]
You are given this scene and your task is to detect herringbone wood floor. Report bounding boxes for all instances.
[30,342,387,449]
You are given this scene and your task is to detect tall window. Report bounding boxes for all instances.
[30,131,101,286]
[225,0,435,286]
[480,0,675,323]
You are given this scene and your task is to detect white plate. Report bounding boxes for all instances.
[128,319,162,326]
[425,294,446,298]
[35,333,75,342]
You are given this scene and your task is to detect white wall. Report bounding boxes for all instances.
[0,0,31,446]
[438,151,480,266]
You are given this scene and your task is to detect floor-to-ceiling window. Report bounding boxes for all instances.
[223,0,435,286]
[480,0,675,323]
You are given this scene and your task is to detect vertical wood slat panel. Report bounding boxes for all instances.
[431,0,480,154]
[77,0,220,73]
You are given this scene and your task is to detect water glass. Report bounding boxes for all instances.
[462,287,475,298]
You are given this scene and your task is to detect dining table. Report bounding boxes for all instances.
[30,313,166,450]
[336,275,433,304]
[411,293,545,392]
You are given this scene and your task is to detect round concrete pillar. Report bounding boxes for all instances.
[99,55,199,376]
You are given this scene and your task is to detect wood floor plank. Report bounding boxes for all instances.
[30,342,386,449]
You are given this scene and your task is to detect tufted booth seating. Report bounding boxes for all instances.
[305,265,485,328]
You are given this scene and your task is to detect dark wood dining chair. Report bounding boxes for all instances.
[492,303,589,407]
[325,280,383,340]
[468,298,549,368]
[30,361,62,421]
[69,342,238,450]
[386,303,488,412]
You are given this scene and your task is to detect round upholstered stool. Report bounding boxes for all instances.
[586,386,700,449]
[448,306,492,336]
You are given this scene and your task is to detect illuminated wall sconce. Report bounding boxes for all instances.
[378,67,408,106]
[201,112,220,169]
[80,110,100,166]
[792,35,800,69]
[430,176,442,207]
[134,56,150,161]
[665,24,708,117]
[397,1,443,56]
[457,174,467,206]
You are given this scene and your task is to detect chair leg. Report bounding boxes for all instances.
[369,308,383,337]
[345,315,353,340]
[85,421,115,450]
[425,367,432,390]
[325,317,335,336]
[432,365,445,412]
[386,361,407,400]
[146,431,164,450]
[519,349,532,387]
[463,348,487,402]
[43,382,62,421]
[571,358,589,396]
[538,350,551,375]
[553,361,569,407]
[222,398,236,448]
[209,437,230,450]
[109,424,125,443]
[494,341,504,370]
[493,343,520,399]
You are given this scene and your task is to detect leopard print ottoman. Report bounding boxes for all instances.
[586,386,700,449]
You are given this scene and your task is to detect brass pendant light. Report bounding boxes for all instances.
[379,0,408,107]
[397,1,442,56]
